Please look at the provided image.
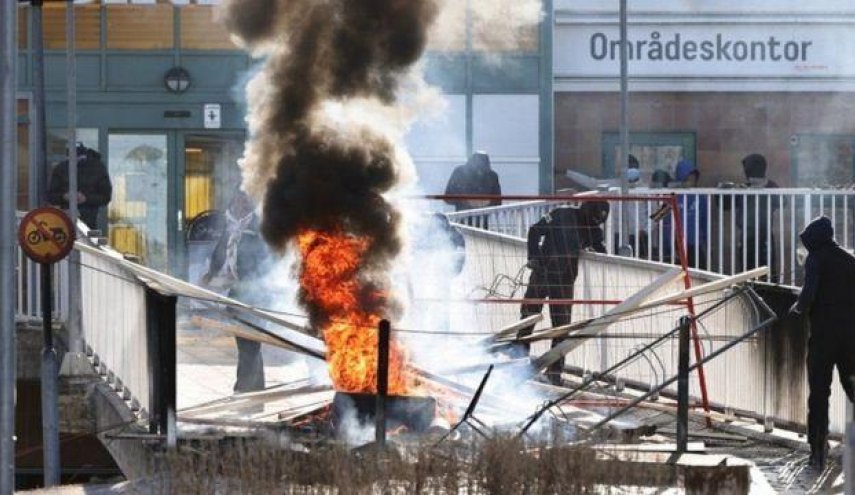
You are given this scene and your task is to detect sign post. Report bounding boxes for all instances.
[18,207,76,487]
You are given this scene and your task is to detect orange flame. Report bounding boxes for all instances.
[297,228,411,395]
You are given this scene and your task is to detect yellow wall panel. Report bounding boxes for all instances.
[107,5,174,50]
[43,4,101,50]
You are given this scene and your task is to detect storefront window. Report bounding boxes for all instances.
[601,132,696,184]
[108,134,169,271]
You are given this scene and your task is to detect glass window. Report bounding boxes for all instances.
[180,5,238,50]
[183,135,243,223]
[108,134,169,271]
[43,3,102,50]
[602,132,697,183]
[106,4,174,50]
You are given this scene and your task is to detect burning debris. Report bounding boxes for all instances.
[219,0,440,395]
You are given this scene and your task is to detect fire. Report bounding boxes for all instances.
[297,228,411,395]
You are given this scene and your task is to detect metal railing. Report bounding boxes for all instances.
[14,211,69,322]
[457,225,850,435]
[447,188,855,287]
[78,243,152,416]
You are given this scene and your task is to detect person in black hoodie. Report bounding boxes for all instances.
[790,216,855,468]
[47,143,113,230]
[444,151,502,212]
[518,201,610,384]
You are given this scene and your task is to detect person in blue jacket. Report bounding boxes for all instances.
[790,216,855,469]
[663,160,708,269]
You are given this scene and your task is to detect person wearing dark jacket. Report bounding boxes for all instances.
[47,143,112,230]
[518,201,610,384]
[203,191,270,393]
[790,216,855,469]
[737,153,780,273]
[444,151,502,212]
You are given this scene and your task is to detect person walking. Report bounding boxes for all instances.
[790,216,855,469]
[518,201,610,385]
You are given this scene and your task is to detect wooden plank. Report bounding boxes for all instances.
[508,266,767,345]
[530,268,684,373]
[483,314,543,344]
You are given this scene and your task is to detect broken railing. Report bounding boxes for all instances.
[447,189,855,286]
[456,224,852,435]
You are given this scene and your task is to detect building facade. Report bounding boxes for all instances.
[553,0,855,189]
[15,0,550,276]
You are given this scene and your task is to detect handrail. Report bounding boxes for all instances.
[446,189,855,286]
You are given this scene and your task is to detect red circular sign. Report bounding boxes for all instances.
[17,207,76,264]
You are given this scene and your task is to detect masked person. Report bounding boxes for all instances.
[517,201,610,385]
[203,191,270,393]
[47,143,113,230]
[790,216,855,469]
[444,151,502,212]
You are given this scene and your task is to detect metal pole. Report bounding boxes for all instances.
[464,0,473,158]
[64,0,85,367]
[0,0,18,491]
[846,401,854,495]
[31,0,47,207]
[539,0,554,194]
[40,264,60,486]
[618,0,629,195]
[375,320,390,448]
[676,316,691,454]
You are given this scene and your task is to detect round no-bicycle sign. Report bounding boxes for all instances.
[17,207,76,264]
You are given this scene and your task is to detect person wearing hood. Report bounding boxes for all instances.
[47,143,113,230]
[444,151,502,212]
[736,153,780,274]
[790,216,855,469]
[517,201,610,385]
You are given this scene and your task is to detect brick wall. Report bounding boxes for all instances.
[555,92,855,189]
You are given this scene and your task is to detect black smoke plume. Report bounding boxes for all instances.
[220,0,439,327]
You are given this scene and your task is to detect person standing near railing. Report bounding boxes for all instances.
[516,201,610,385]
[737,153,780,274]
[669,160,709,270]
[443,151,502,213]
[789,216,855,469]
